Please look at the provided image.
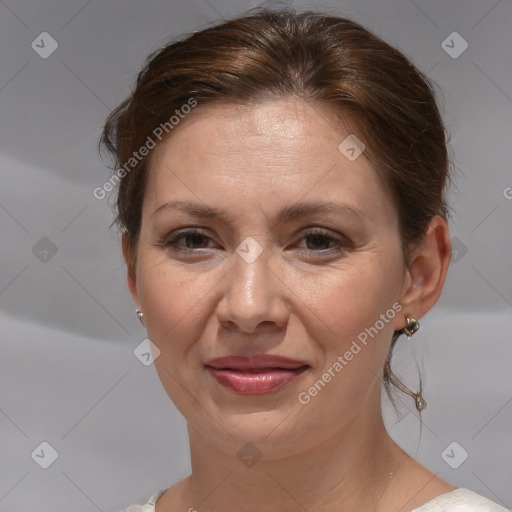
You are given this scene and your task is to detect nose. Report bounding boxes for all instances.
[215,242,290,334]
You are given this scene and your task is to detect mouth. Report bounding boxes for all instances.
[204,355,310,394]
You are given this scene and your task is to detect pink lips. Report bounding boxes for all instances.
[205,355,309,394]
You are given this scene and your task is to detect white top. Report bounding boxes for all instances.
[121,487,510,511]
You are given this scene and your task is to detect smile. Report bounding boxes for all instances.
[204,354,310,394]
[205,366,309,394]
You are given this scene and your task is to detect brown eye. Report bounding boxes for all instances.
[295,228,348,256]
[305,233,336,251]
[164,229,214,252]
[181,233,209,249]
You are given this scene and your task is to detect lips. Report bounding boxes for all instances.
[205,354,308,371]
[204,355,309,394]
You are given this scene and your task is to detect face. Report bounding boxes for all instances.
[126,98,411,458]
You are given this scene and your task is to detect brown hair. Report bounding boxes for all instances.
[100,8,452,410]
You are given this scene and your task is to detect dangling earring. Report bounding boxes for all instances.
[414,391,427,412]
[136,309,144,326]
[399,314,426,412]
[414,375,427,412]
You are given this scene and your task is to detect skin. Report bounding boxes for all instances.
[123,98,454,511]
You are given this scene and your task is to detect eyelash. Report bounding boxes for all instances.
[160,228,348,256]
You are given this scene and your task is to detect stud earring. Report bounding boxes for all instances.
[136,309,144,326]
[401,314,419,339]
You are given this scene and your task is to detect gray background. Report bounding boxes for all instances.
[1,0,511,510]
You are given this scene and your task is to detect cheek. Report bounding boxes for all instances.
[137,260,214,407]
[294,265,401,416]
[292,258,401,338]
[136,255,211,351]
[292,260,404,403]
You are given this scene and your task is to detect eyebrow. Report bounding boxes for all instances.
[151,199,367,225]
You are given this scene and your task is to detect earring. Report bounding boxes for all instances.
[414,378,427,412]
[136,309,144,326]
[401,314,419,339]
[414,392,427,412]
[399,314,426,411]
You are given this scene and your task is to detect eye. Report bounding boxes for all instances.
[163,229,217,252]
[295,228,348,254]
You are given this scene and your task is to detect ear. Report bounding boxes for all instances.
[122,233,140,310]
[396,215,452,327]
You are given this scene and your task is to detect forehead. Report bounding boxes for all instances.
[151,98,351,165]
[143,98,396,225]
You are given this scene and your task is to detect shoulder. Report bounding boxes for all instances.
[119,489,167,512]
[412,488,509,511]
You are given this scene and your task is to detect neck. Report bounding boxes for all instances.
[177,407,407,512]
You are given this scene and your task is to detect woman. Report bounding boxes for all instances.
[100,9,508,512]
